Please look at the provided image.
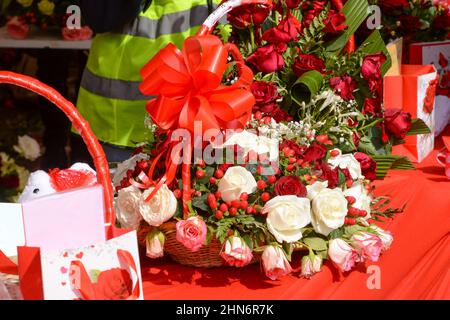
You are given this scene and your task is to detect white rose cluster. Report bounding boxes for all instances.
[116,184,177,229]
[13,135,41,161]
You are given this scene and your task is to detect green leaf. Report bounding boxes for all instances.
[303,237,328,251]
[329,228,344,239]
[326,0,370,53]
[372,155,415,179]
[407,118,431,136]
[192,193,209,212]
[359,30,392,76]
[344,225,366,237]
[291,70,324,105]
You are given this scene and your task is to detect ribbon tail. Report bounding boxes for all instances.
[182,140,192,218]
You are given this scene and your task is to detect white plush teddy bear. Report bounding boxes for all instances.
[19,163,96,203]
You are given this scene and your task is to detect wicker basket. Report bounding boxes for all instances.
[138,222,260,268]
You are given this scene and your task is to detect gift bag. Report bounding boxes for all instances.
[0,71,143,300]
[384,65,438,163]
[409,40,450,136]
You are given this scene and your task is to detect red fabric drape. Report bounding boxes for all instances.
[141,127,450,300]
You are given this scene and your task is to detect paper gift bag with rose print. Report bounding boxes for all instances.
[409,40,450,136]
[18,230,143,300]
[384,65,438,163]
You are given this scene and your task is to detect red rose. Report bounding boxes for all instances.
[228,3,271,29]
[6,17,29,40]
[384,108,412,139]
[363,97,382,116]
[320,163,339,189]
[398,15,421,33]
[354,152,377,181]
[285,0,303,9]
[274,176,307,197]
[303,143,327,162]
[302,10,317,28]
[323,10,347,34]
[272,107,292,122]
[251,81,278,105]
[280,140,305,157]
[361,53,386,81]
[62,26,93,41]
[262,13,302,43]
[247,43,287,74]
[94,268,133,300]
[293,54,326,77]
[329,75,357,101]
[379,0,409,11]
[433,9,450,30]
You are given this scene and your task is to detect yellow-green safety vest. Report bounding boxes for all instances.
[76,0,221,147]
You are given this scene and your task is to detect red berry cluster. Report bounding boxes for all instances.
[344,195,368,225]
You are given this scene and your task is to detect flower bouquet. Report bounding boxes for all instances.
[111,0,426,280]
[1,0,92,40]
[375,0,449,46]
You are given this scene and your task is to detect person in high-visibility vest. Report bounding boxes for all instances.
[73,0,218,163]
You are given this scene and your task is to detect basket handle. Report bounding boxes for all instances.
[0,71,115,240]
[197,0,354,53]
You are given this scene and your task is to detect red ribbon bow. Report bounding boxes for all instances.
[139,35,255,216]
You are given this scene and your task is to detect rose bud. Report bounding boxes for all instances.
[384,108,412,139]
[220,236,253,267]
[146,229,165,259]
[262,245,292,280]
[301,254,323,279]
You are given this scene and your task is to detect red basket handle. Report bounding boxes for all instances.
[0,71,115,239]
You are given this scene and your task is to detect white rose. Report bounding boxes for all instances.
[307,182,348,236]
[343,182,372,218]
[217,166,257,202]
[221,130,279,161]
[139,184,177,226]
[116,185,142,229]
[327,148,363,180]
[263,195,311,243]
[13,135,41,161]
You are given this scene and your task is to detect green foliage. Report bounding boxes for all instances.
[326,0,370,53]
[291,70,324,105]
[407,119,431,136]
[372,155,415,179]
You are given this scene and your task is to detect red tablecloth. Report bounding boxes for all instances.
[141,130,450,300]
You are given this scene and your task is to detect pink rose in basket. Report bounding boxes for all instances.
[176,216,207,252]
[6,17,29,40]
[328,238,360,272]
[220,236,253,268]
[351,232,383,262]
[262,245,292,280]
[61,26,93,41]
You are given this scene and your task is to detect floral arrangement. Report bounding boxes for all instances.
[1,0,92,40]
[105,0,432,280]
[220,0,429,177]
[375,0,450,45]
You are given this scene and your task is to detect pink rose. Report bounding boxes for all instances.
[351,232,383,262]
[61,26,93,41]
[301,255,322,279]
[371,226,394,251]
[220,236,253,268]
[328,238,360,272]
[176,216,207,252]
[6,17,29,40]
[262,245,292,280]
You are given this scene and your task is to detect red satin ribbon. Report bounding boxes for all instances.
[139,35,255,217]
[69,249,140,300]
